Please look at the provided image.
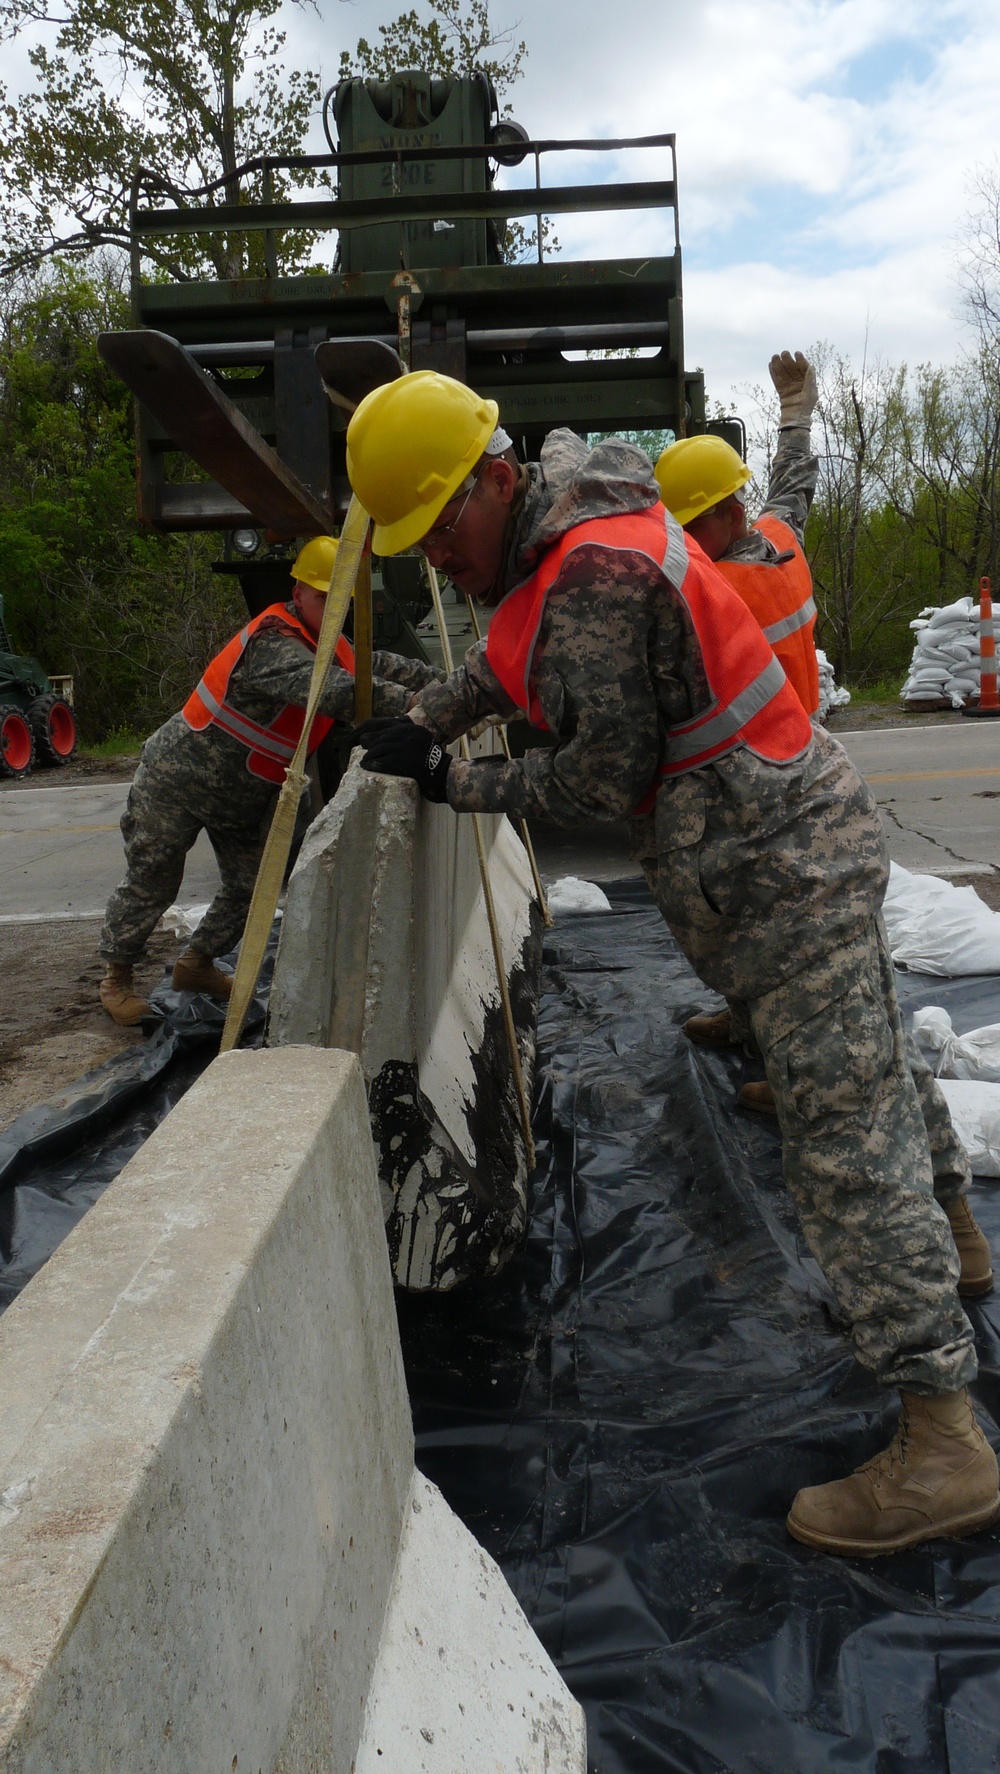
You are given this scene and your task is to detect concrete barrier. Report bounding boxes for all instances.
[270,754,543,1292]
[0,1047,585,1772]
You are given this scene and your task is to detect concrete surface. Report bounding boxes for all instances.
[270,752,542,1291]
[356,1470,587,1774]
[5,725,1000,926]
[0,781,220,921]
[0,1045,584,1771]
[836,722,1000,875]
[0,1046,411,1772]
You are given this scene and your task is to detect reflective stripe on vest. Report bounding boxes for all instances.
[715,514,819,716]
[484,502,812,791]
[763,596,817,645]
[182,603,355,783]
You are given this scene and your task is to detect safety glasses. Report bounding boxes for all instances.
[418,471,480,553]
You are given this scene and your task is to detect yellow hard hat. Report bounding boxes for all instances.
[291,535,338,593]
[654,436,751,526]
[346,370,499,555]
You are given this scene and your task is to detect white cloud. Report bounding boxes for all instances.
[6,0,1000,408]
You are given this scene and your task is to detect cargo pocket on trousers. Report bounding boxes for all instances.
[778,977,895,1129]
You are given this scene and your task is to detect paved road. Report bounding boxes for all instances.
[0,781,220,923]
[836,721,1000,875]
[3,719,1000,920]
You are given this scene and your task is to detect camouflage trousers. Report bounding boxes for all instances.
[746,916,976,1395]
[99,761,272,967]
[727,1002,971,1208]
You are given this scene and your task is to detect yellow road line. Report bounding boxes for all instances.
[866,768,1000,783]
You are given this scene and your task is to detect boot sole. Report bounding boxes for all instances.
[786,1495,1000,1557]
[958,1274,994,1299]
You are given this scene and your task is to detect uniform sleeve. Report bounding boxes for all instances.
[759,426,819,545]
[442,551,661,825]
[371,649,444,693]
[407,639,521,738]
[227,627,410,722]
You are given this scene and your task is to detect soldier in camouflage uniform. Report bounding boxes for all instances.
[99,541,438,1026]
[657,355,993,1303]
[344,369,1000,1557]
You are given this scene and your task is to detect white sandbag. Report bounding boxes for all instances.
[935,1078,1000,1176]
[902,598,984,706]
[156,902,212,938]
[912,1005,1000,1081]
[928,597,975,628]
[815,648,850,719]
[547,875,613,914]
[882,864,1000,974]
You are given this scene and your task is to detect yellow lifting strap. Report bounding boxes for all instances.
[220,496,370,1053]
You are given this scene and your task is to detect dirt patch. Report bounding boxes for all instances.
[946,872,1000,915]
[1,754,139,791]
[826,701,967,733]
[0,920,178,1134]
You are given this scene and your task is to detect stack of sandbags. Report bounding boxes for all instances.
[900,598,983,708]
[883,863,1000,974]
[816,648,850,719]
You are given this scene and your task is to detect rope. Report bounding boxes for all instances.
[220,496,370,1053]
[426,563,536,1169]
[463,594,552,928]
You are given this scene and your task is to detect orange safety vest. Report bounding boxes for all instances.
[484,503,812,802]
[182,603,355,784]
[715,514,819,716]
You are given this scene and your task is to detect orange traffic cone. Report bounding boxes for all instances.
[963,577,1000,718]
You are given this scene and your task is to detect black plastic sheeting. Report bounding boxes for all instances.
[397,879,1000,1774]
[5,882,1000,1767]
[0,938,274,1310]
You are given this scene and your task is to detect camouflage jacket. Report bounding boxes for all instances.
[409,431,886,1001]
[411,430,720,824]
[137,615,439,821]
[724,423,818,563]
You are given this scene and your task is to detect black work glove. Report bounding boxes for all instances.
[348,716,452,804]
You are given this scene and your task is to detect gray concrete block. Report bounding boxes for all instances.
[271,756,543,1291]
[0,1047,411,1774]
[357,1471,587,1773]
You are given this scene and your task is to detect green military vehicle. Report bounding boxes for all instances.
[99,69,742,649]
[0,595,77,778]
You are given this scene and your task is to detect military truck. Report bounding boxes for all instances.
[0,595,77,778]
[101,70,741,651]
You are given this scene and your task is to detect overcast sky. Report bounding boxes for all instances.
[291,0,1000,414]
[7,0,997,416]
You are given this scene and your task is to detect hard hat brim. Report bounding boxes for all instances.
[367,403,500,556]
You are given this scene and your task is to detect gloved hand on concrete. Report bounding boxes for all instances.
[349,716,452,803]
[768,350,818,428]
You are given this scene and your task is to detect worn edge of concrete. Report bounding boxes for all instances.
[0,1046,413,1774]
[356,1470,587,1774]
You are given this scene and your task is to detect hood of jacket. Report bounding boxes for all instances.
[503,429,661,591]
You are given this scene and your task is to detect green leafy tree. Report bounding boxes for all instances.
[338,0,526,108]
[0,0,328,281]
[0,261,241,736]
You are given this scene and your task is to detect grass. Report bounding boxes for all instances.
[842,677,906,705]
[78,725,145,758]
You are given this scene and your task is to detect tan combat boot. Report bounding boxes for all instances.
[787,1389,1000,1556]
[683,1007,737,1048]
[99,963,152,1028]
[944,1196,994,1298]
[737,1081,778,1116]
[171,949,233,999]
